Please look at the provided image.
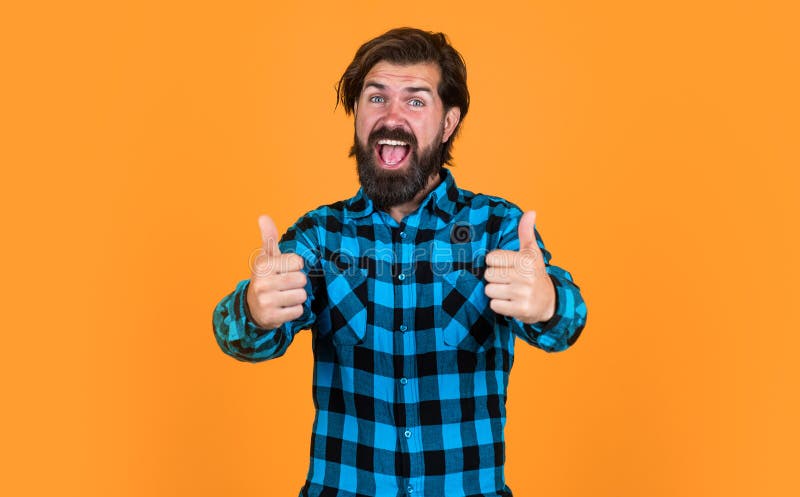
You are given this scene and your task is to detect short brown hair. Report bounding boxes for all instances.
[336,27,470,165]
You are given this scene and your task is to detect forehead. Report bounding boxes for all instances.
[362,60,442,92]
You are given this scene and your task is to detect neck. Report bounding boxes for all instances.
[387,170,442,224]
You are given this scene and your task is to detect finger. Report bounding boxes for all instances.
[515,246,545,278]
[485,249,518,268]
[484,282,514,300]
[266,305,304,324]
[273,253,304,274]
[251,250,275,277]
[270,288,308,307]
[517,210,537,251]
[251,252,303,278]
[258,214,281,256]
[484,267,513,284]
[489,298,517,318]
[272,271,308,291]
[282,305,305,321]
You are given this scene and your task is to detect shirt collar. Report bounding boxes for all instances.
[344,168,460,222]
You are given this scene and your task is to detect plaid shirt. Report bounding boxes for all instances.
[213,168,587,497]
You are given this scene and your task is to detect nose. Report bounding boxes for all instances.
[383,99,406,128]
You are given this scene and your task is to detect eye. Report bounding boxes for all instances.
[369,95,385,103]
[409,98,424,107]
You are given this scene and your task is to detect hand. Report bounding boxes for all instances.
[246,215,308,330]
[484,211,556,324]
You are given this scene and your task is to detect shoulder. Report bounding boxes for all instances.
[453,183,524,219]
[300,198,349,224]
[280,198,351,244]
[277,198,353,261]
[446,180,526,245]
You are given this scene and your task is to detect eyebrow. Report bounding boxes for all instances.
[364,82,433,95]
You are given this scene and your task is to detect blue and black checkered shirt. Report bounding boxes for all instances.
[213,168,587,497]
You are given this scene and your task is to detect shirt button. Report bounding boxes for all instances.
[407,485,413,494]
[400,377,408,385]
[400,231,407,239]
[399,324,407,332]
[398,273,405,281]
[404,430,412,438]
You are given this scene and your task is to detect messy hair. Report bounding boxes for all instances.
[336,27,470,165]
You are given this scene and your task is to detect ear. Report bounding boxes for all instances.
[441,106,461,143]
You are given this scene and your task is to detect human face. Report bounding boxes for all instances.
[354,61,461,173]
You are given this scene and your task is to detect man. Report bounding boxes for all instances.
[213,27,587,497]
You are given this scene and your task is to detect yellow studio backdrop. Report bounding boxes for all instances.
[1,1,798,496]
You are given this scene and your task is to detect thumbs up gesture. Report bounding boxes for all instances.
[245,215,309,330]
[484,211,556,324]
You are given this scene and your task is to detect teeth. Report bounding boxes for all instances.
[377,139,408,146]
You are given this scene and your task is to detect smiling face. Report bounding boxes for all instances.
[351,61,461,210]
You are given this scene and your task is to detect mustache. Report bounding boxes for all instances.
[367,127,418,148]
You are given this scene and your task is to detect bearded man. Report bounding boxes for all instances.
[213,27,588,497]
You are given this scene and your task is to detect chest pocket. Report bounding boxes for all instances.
[319,259,369,346]
[438,268,495,353]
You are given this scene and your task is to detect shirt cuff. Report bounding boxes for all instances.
[504,274,574,352]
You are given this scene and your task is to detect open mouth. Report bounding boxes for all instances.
[375,139,411,169]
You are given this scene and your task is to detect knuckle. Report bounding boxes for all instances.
[250,250,268,274]
[249,278,266,292]
[274,256,290,272]
[288,291,302,305]
[251,264,268,278]
[258,277,276,293]
[257,293,273,308]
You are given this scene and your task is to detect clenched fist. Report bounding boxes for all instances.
[246,214,308,330]
[484,211,556,324]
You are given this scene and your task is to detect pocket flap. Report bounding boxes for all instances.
[440,269,493,352]
[322,259,369,346]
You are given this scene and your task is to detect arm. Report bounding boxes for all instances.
[493,206,588,353]
[212,214,321,362]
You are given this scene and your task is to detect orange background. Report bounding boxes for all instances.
[2,1,799,496]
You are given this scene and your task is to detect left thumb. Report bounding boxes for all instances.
[517,211,537,250]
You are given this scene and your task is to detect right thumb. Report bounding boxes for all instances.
[258,214,281,256]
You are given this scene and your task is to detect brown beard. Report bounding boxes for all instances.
[350,126,445,211]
